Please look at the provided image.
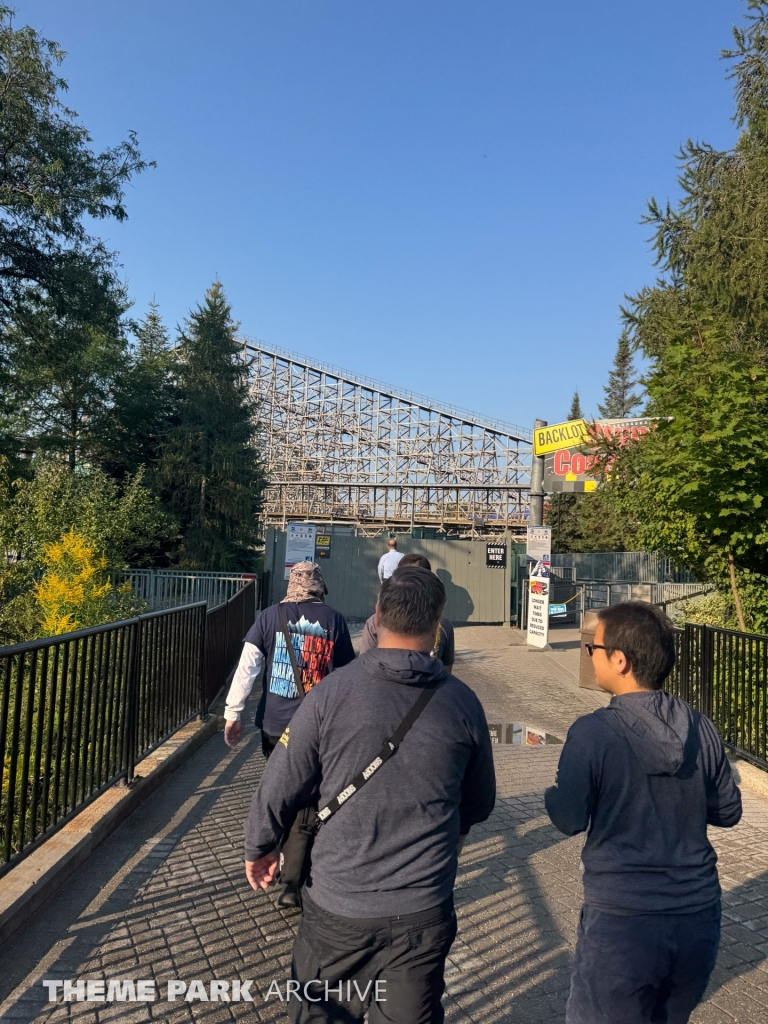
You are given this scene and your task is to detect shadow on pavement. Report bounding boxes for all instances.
[0,725,275,1019]
[695,867,768,1013]
[445,789,579,1022]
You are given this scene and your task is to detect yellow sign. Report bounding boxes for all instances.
[533,419,589,456]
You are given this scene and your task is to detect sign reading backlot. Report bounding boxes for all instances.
[533,420,589,456]
[542,417,653,493]
[526,526,551,649]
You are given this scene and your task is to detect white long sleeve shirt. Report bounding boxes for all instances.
[224,642,265,721]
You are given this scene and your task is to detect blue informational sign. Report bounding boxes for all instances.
[549,604,567,617]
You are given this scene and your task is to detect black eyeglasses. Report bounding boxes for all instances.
[585,643,607,657]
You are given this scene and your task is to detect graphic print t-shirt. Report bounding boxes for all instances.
[246,602,355,736]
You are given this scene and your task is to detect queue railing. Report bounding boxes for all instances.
[0,579,257,875]
[668,623,768,770]
[115,569,251,612]
[202,579,257,713]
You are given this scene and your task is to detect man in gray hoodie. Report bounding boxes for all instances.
[546,601,742,1024]
[243,565,495,1024]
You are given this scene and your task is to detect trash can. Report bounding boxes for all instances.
[579,608,603,691]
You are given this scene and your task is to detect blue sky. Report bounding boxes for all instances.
[21,0,744,430]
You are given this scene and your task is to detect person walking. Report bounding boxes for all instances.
[377,537,403,581]
[361,553,455,672]
[243,565,495,1023]
[545,601,742,1024]
[224,561,355,905]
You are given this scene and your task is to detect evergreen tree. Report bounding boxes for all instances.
[158,283,264,570]
[97,302,177,480]
[568,391,584,420]
[8,285,130,470]
[135,301,170,358]
[597,331,642,419]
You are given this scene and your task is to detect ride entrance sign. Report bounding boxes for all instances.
[486,543,506,569]
[526,526,551,649]
[541,417,653,493]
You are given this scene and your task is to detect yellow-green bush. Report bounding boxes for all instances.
[33,529,137,636]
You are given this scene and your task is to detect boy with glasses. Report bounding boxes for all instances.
[546,601,741,1024]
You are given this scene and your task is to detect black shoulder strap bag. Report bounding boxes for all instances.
[275,604,440,888]
[278,601,306,699]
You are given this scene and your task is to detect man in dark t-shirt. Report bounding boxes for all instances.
[224,561,354,909]
[224,562,355,756]
[360,553,455,672]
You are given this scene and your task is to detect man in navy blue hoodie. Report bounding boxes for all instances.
[545,601,742,1024]
[243,566,495,1023]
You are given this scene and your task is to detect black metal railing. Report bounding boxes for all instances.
[131,604,207,775]
[668,623,768,770]
[203,579,257,713]
[0,578,257,874]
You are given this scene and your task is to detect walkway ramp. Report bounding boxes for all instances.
[1,628,767,1023]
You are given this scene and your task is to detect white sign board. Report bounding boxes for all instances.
[526,526,551,566]
[526,526,551,649]
[284,523,317,580]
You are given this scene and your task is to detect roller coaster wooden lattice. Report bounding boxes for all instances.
[243,338,532,535]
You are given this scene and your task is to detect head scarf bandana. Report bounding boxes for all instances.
[283,561,327,603]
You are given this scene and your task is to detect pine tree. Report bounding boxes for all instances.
[135,301,170,358]
[8,288,130,470]
[568,391,583,420]
[158,282,264,569]
[95,301,177,481]
[597,331,642,419]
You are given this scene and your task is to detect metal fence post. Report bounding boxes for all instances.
[124,618,142,784]
[199,605,209,720]
[702,626,715,720]
[225,591,231,678]
[681,624,691,703]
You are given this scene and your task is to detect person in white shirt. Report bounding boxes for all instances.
[377,538,404,582]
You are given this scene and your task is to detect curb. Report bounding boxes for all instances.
[0,714,223,949]
[729,755,768,802]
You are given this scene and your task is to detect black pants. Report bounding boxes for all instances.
[566,902,721,1024]
[262,730,306,898]
[289,891,457,1023]
[262,730,282,759]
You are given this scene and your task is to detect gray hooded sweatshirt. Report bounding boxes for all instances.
[244,649,495,918]
[545,690,742,914]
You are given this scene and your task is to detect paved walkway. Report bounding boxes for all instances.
[1,626,768,1022]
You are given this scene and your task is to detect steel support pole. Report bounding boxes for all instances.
[124,618,142,784]
[529,418,547,527]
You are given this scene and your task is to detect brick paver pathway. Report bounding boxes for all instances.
[1,626,767,1022]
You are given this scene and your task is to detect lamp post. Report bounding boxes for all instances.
[529,419,547,527]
